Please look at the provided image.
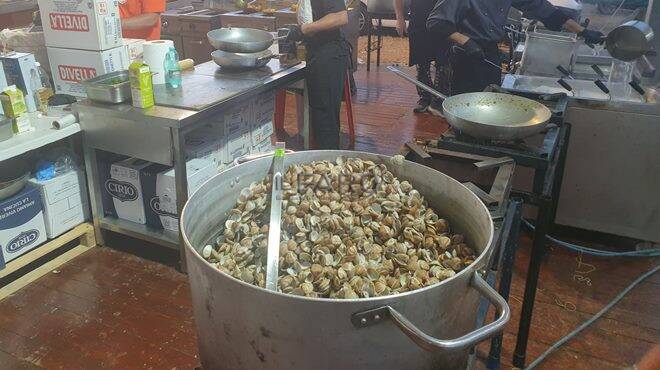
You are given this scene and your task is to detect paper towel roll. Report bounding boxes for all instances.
[52,114,77,129]
[143,40,174,85]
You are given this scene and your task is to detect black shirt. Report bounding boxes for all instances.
[427,0,569,43]
[307,0,347,47]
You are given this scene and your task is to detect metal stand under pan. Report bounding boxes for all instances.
[402,90,571,368]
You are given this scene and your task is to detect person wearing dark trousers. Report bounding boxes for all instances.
[287,0,349,149]
[426,0,606,95]
[394,0,448,113]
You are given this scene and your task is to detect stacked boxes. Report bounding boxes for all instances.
[0,184,48,267]
[28,171,90,239]
[124,38,147,62]
[224,104,252,164]
[0,52,39,113]
[38,0,128,97]
[100,156,217,229]
[250,91,276,153]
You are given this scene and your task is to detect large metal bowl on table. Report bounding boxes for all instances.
[207,27,285,53]
[388,66,552,140]
[180,150,509,370]
[211,49,277,69]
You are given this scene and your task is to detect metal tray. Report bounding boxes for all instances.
[81,70,131,104]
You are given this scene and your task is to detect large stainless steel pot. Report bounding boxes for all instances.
[181,150,508,370]
[606,21,654,62]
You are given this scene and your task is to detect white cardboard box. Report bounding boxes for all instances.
[156,158,216,233]
[48,45,128,97]
[124,38,146,62]
[185,127,227,165]
[253,137,274,154]
[225,129,251,164]
[0,66,7,91]
[224,104,251,137]
[28,171,90,239]
[108,158,151,224]
[0,183,47,265]
[0,52,38,112]
[38,0,123,51]
[250,120,274,146]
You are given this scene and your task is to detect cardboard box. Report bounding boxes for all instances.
[0,52,38,112]
[128,59,154,108]
[156,158,216,233]
[0,66,7,92]
[225,129,251,164]
[250,120,274,146]
[186,127,227,165]
[124,38,146,62]
[12,114,33,134]
[28,171,90,239]
[0,85,27,118]
[0,183,48,266]
[253,137,274,154]
[107,158,151,224]
[38,0,123,51]
[140,163,171,231]
[48,46,128,97]
[224,104,251,137]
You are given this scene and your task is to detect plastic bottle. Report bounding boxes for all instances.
[164,47,182,88]
[31,62,53,114]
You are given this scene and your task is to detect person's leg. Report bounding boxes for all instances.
[414,61,433,113]
[305,45,347,149]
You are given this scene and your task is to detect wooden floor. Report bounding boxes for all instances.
[1,66,658,370]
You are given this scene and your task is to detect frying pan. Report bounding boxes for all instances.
[207,28,286,53]
[387,66,552,140]
[605,20,654,62]
[211,49,278,69]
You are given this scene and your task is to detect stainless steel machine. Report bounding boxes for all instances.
[556,99,660,243]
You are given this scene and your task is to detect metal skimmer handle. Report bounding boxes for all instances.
[352,271,510,351]
[265,142,286,291]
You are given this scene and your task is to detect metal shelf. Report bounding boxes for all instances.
[99,216,179,250]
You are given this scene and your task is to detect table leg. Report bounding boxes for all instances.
[512,196,553,368]
[487,198,523,370]
[82,146,105,246]
[377,18,382,67]
[548,123,571,226]
[172,128,189,272]
[367,16,372,72]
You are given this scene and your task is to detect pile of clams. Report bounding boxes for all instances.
[201,156,476,299]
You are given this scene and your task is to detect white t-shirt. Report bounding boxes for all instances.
[297,0,352,25]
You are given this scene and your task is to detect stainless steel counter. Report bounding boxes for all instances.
[75,60,307,268]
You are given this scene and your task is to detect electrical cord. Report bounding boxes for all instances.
[522,219,660,258]
[525,264,660,369]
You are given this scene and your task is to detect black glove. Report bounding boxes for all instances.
[285,24,304,43]
[578,28,605,45]
[461,39,485,60]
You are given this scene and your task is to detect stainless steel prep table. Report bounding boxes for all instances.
[75,59,307,268]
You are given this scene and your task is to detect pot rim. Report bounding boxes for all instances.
[181,150,495,304]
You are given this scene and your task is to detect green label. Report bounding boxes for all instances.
[274,148,285,158]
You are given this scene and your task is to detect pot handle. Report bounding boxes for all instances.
[233,149,295,166]
[351,271,510,352]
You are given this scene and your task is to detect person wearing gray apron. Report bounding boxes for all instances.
[395,0,448,113]
[426,0,605,94]
[287,0,349,149]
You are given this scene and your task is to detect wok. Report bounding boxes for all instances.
[387,66,552,140]
[207,27,286,53]
[211,49,278,69]
[605,20,654,62]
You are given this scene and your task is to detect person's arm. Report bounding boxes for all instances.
[122,0,165,32]
[301,10,348,35]
[121,13,160,31]
[394,0,406,37]
[512,0,604,43]
[427,0,470,42]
